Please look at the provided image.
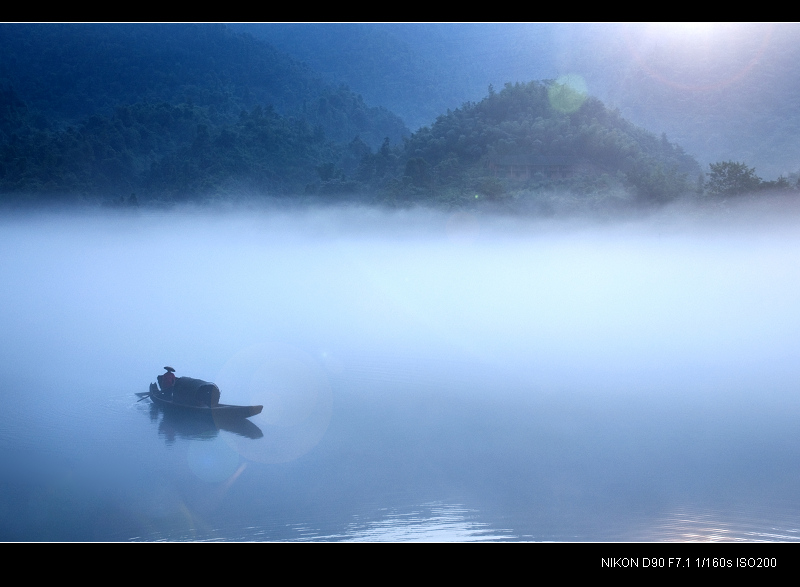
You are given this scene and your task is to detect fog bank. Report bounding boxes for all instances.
[2,198,800,400]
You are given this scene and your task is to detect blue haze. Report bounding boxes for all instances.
[1,201,800,540]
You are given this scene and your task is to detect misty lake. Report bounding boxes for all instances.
[2,200,800,541]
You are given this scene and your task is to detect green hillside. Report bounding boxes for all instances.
[0,24,407,147]
[0,24,717,208]
[0,24,411,200]
[338,81,702,208]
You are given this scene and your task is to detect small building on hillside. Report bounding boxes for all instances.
[488,154,575,180]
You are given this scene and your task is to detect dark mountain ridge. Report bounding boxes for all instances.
[0,23,732,208]
[236,23,800,181]
[0,23,408,147]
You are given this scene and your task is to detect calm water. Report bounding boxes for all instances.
[2,200,800,541]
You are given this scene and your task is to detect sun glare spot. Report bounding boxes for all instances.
[653,22,719,39]
[548,74,588,113]
[623,22,774,92]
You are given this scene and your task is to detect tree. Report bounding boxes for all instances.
[404,157,431,187]
[706,161,762,196]
[627,163,688,203]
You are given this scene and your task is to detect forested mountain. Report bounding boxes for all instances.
[234,23,800,180]
[0,23,407,148]
[0,23,729,207]
[0,23,409,199]
[229,23,462,132]
[0,97,348,197]
[345,80,701,207]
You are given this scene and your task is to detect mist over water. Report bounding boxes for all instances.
[2,199,800,541]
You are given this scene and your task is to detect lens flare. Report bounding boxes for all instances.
[215,342,333,464]
[187,438,241,483]
[623,23,774,92]
[548,74,588,113]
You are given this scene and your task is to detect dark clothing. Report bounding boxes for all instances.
[157,371,176,391]
[171,376,221,407]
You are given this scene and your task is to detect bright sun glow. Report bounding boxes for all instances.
[652,22,721,38]
[623,23,774,91]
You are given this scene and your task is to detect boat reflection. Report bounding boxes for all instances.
[148,402,264,441]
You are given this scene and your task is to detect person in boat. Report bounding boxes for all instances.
[157,366,177,397]
[157,366,221,407]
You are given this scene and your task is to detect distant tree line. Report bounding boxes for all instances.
[0,94,343,197]
[1,78,711,207]
[4,21,787,209]
[703,160,799,197]
[0,24,407,150]
[3,24,800,211]
[0,23,412,201]
[320,80,703,206]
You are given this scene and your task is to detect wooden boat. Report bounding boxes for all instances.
[148,383,263,419]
